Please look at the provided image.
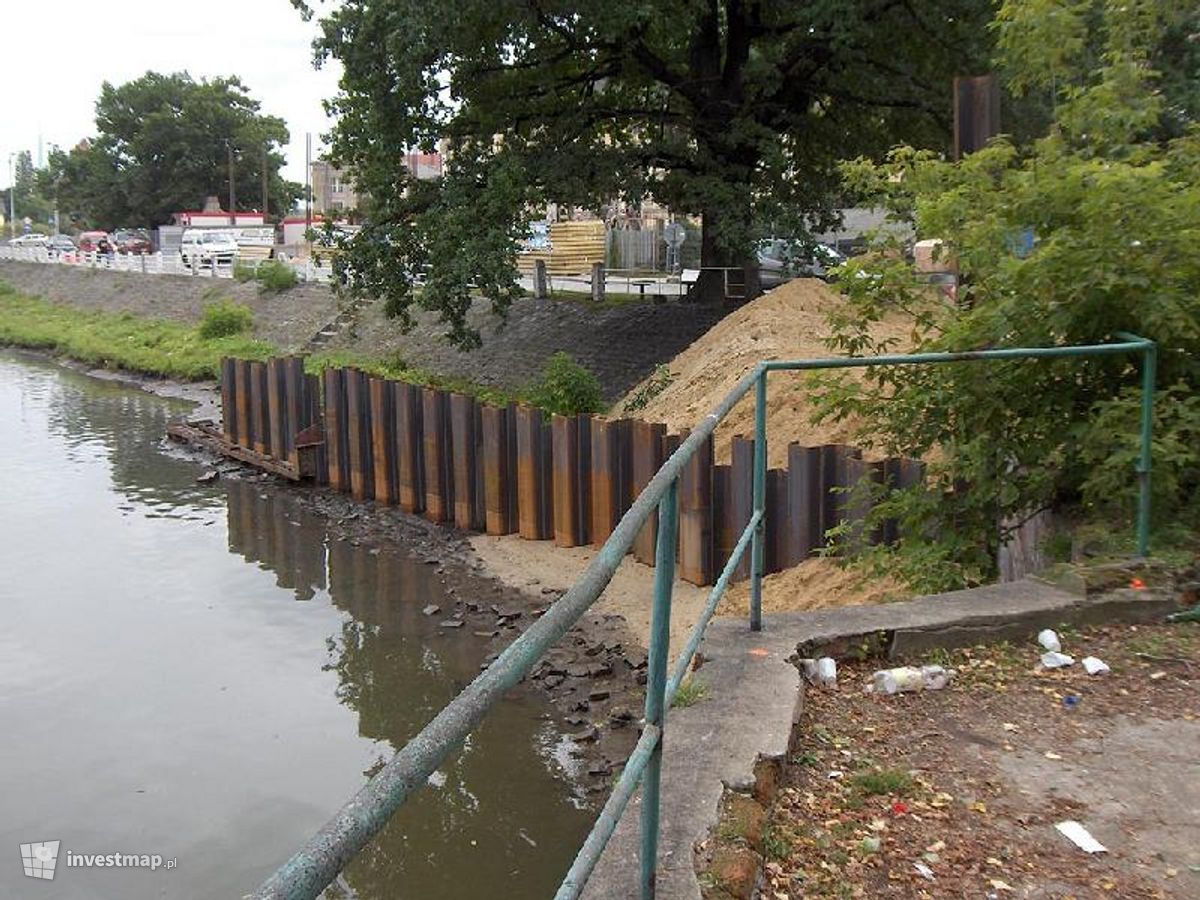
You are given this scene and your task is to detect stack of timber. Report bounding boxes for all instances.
[517,221,607,276]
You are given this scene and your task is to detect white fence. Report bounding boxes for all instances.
[0,245,336,284]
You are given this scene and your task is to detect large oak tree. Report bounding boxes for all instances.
[301,0,993,347]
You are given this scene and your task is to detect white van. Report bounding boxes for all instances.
[180,230,239,267]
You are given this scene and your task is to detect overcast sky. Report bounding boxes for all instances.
[0,0,342,188]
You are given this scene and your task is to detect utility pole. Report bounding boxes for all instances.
[227,141,237,226]
[261,146,269,220]
[305,132,312,255]
[7,154,14,240]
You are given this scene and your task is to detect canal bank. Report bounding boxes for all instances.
[0,349,643,899]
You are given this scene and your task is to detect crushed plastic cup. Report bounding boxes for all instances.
[801,657,838,688]
[815,657,837,688]
[1037,629,1062,652]
[871,664,953,695]
[1041,651,1075,669]
[1081,656,1110,676]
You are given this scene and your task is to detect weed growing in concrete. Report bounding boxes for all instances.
[671,676,709,708]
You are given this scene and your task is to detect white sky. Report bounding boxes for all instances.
[0,0,342,188]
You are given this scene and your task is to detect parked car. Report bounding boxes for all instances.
[180,229,239,267]
[113,229,153,255]
[7,233,48,248]
[77,231,110,253]
[757,239,846,285]
[46,235,77,256]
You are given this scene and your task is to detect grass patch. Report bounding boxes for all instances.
[0,283,274,380]
[671,676,709,708]
[849,768,915,797]
[303,350,516,408]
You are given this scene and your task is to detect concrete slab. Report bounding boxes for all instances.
[581,618,802,900]
[579,578,1177,899]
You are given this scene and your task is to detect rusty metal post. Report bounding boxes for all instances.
[819,444,861,552]
[267,358,286,460]
[284,357,304,470]
[730,436,754,581]
[369,377,396,505]
[516,405,552,540]
[323,368,348,492]
[764,468,789,574]
[249,361,268,457]
[220,357,237,443]
[678,431,714,586]
[712,464,733,574]
[422,388,452,522]
[552,414,584,547]
[234,359,252,449]
[450,393,483,530]
[305,373,327,485]
[344,369,373,501]
[589,417,622,546]
[482,405,517,535]
[786,444,822,563]
[394,383,424,513]
[631,420,667,564]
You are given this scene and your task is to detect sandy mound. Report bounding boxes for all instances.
[716,557,906,617]
[617,279,914,467]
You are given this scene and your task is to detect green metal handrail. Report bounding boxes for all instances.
[251,334,1155,900]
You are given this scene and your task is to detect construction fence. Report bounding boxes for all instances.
[218,356,924,586]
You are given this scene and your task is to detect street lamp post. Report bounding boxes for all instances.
[7,154,15,240]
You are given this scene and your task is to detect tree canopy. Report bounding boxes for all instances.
[300,0,994,347]
[43,72,299,230]
[814,0,1200,591]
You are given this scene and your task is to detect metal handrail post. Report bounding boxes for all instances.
[748,368,767,631]
[1137,342,1156,556]
[640,480,678,900]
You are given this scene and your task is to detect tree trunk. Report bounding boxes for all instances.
[693,206,760,304]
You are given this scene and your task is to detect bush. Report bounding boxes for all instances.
[199,300,254,340]
[254,260,298,293]
[233,263,257,283]
[525,352,604,415]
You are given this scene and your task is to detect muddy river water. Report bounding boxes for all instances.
[0,351,594,899]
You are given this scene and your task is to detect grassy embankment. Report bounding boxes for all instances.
[0,282,604,415]
[0,283,274,380]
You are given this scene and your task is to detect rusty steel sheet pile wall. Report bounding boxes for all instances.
[220,357,924,586]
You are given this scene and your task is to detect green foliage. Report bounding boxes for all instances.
[302,351,514,408]
[0,284,273,380]
[622,365,675,414]
[670,677,709,708]
[233,263,257,283]
[41,72,300,229]
[524,352,605,416]
[302,0,995,347]
[198,300,254,340]
[252,260,298,293]
[849,768,915,797]
[814,0,1200,592]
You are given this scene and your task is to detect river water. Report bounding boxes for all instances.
[0,350,593,899]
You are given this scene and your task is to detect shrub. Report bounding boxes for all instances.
[199,300,254,340]
[254,260,298,293]
[623,364,674,414]
[233,263,257,283]
[525,351,604,415]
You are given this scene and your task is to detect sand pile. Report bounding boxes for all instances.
[617,278,914,467]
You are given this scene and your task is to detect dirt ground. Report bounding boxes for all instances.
[759,622,1199,899]
[615,278,917,467]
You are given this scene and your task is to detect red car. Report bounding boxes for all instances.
[113,229,153,254]
[77,231,109,253]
